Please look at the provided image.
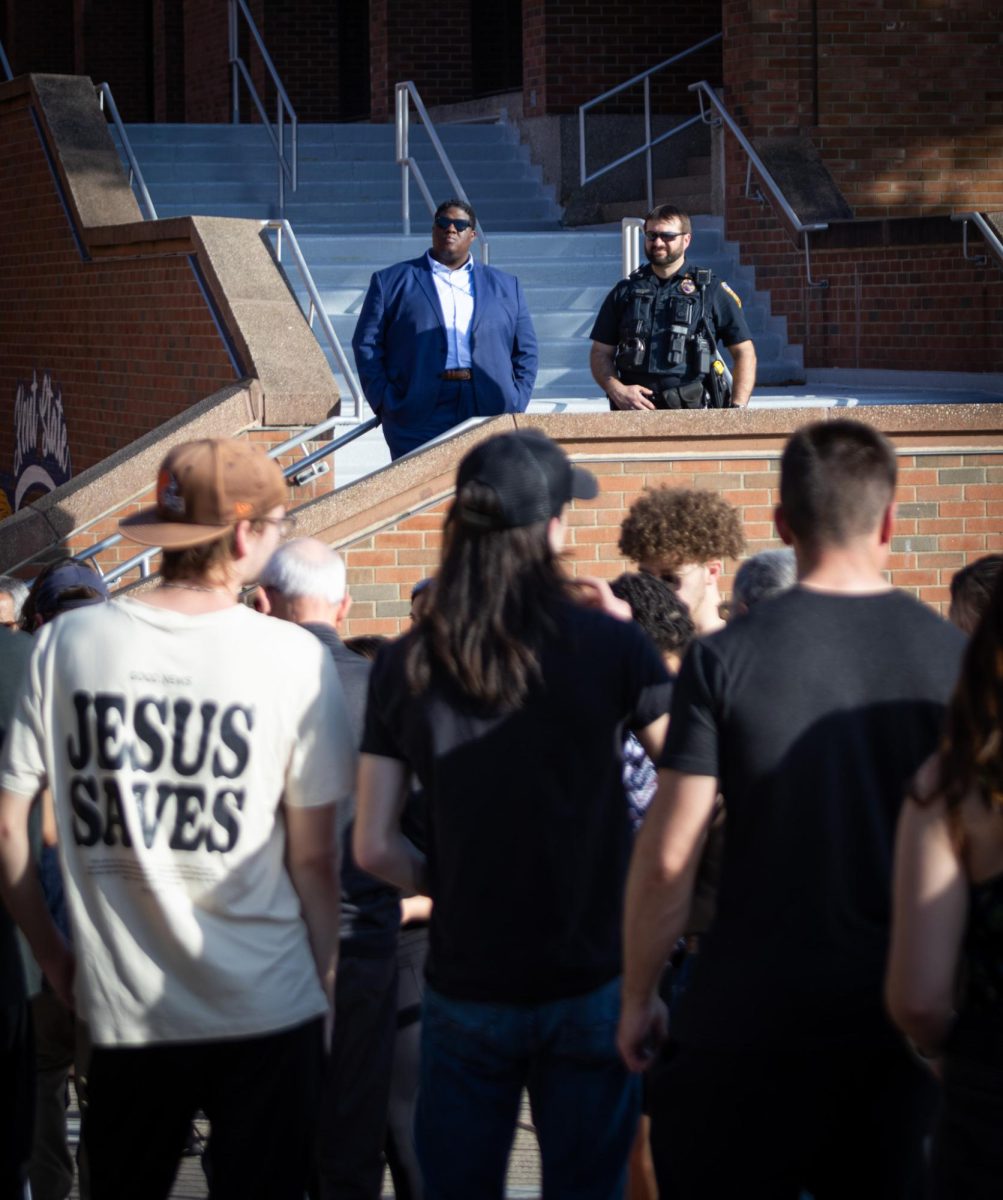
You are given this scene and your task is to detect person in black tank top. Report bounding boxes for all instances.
[888,568,1003,1199]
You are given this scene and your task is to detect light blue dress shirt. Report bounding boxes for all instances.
[427,252,475,369]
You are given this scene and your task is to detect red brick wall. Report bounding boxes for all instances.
[721,134,1003,370]
[1,0,75,77]
[369,0,472,121]
[74,0,153,121]
[336,449,1003,638]
[722,0,1003,218]
[522,1,721,118]
[183,0,230,123]
[152,0,186,123]
[0,95,237,514]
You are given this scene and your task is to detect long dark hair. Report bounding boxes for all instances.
[405,482,569,710]
[930,570,1003,816]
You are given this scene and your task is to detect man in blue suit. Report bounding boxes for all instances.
[352,199,539,460]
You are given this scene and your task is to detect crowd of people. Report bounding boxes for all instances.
[0,417,1001,1200]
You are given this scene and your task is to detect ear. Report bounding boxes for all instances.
[775,505,794,546]
[334,592,353,627]
[233,518,252,559]
[547,514,567,554]
[705,559,723,580]
[878,501,896,547]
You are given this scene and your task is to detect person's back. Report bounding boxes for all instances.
[671,584,964,1049]
[370,597,668,1005]
[0,439,356,1200]
[621,418,966,1200]
[357,429,672,1200]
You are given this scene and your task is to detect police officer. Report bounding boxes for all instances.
[590,205,757,410]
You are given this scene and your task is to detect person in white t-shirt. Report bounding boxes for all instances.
[0,438,356,1200]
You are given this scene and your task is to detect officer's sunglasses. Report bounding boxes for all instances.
[644,230,685,243]
[434,216,473,233]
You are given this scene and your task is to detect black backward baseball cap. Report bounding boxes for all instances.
[455,429,599,531]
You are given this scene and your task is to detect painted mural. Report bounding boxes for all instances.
[0,370,72,519]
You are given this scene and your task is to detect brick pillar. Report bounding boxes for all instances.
[3,0,75,77]
[522,0,721,117]
[721,0,815,136]
[369,0,472,121]
[152,0,185,122]
[183,0,229,122]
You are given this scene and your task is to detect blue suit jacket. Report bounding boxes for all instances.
[352,256,538,433]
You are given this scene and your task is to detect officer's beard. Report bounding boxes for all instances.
[645,244,685,270]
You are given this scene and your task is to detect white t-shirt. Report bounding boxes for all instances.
[0,597,357,1047]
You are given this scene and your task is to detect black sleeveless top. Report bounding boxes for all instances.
[950,870,1003,1062]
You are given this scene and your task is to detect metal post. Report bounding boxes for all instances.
[229,0,239,123]
[578,104,587,188]
[277,95,285,218]
[395,85,410,235]
[644,75,653,212]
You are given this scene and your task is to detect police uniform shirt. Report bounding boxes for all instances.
[590,263,752,384]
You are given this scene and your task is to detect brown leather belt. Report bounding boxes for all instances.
[440,369,472,381]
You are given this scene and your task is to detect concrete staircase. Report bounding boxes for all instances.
[121,122,562,232]
[120,123,805,480]
[600,153,712,224]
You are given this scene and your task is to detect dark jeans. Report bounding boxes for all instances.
[648,1039,937,1200]
[312,952,398,1200]
[0,998,33,1199]
[84,1018,323,1200]
[417,978,639,1200]
[385,926,427,1200]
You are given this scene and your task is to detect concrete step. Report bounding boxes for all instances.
[140,159,544,185]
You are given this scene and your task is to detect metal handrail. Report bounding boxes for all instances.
[578,34,722,210]
[952,212,1003,268]
[689,80,828,289]
[621,218,644,278]
[0,36,12,81]
[394,81,489,263]
[228,0,298,219]
[96,83,158,220]
[74,416,381,587]
[260,219,365,422]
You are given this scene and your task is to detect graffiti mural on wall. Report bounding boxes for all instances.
[0,370,73,520]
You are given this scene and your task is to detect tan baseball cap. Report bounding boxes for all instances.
[119,439,288,550]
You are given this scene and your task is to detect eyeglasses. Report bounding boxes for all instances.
[256,515,297,539]
[434,216,473,233]
[644,230,686,243]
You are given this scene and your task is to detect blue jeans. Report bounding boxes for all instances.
[416,978,639,1200]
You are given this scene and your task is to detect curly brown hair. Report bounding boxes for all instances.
[618,487,745,565]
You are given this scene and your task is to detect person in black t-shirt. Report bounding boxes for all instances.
[619,418,966,1200]
[355,429,672,1200]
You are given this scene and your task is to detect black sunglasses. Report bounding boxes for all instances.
[435,216,473,233]
[644,230,685,243]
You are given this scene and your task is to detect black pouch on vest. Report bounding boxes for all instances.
[655,380,705,410]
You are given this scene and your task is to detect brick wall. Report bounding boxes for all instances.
[74,0,153,121]
[183,0,230,123]
[2,0,75,76]
[721,135,1003,370]
[721,0,1003,218]
[369,0,473,122]
[319,419,1003,638]
[522,1,721,118]
[0,89,237,511]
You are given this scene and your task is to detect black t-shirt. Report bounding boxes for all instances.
[660,587,965,1050]
[589,263,752,384]
[362,599,673,1003]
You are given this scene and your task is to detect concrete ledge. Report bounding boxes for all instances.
[0,381,263,573]
[300,405,1003,550]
